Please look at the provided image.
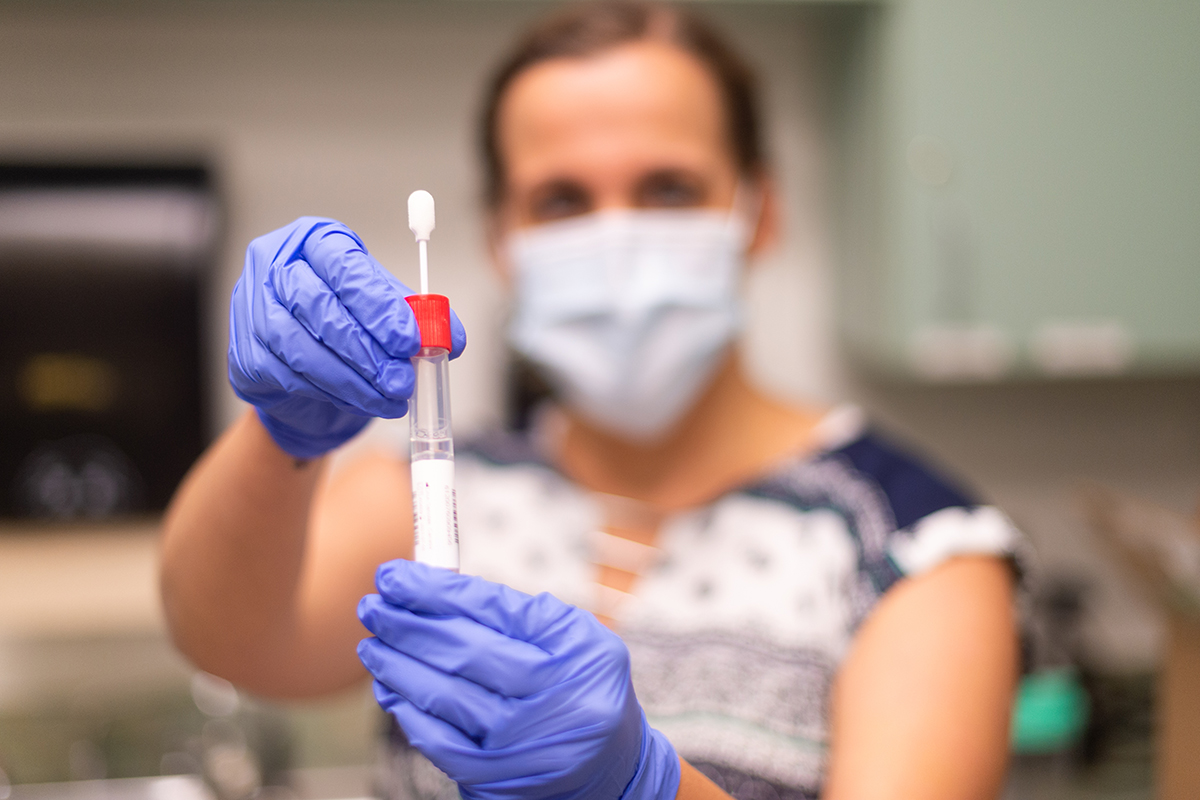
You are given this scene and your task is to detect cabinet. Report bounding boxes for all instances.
[836,0,1200,380]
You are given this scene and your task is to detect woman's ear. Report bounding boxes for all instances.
[746,172,781,258]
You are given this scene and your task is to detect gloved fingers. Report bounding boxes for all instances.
[300,224,421,359]
[449,308,467,360]
[372,682,489,782]
[374,560,577,647]
[360,637,529,745]
[232,256,410,417]
[245,222,307,271]
[255,303,410,418]
[228,281,278,396]
[229,341,329,410]
[270,259,414,401]
[358,594,552,697]
[229,293,346,411]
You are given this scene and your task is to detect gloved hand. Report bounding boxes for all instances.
[229,217,466,459]
[357,560,681,800]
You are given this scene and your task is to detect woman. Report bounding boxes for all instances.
[161,3,1024,799]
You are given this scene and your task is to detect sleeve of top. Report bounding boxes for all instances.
[833,433,1032,584]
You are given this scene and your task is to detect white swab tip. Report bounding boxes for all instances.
[408,190,435,241]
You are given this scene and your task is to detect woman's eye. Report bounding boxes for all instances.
[637,171,707,208]
[528,182,592,222]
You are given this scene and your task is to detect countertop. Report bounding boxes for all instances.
[0,520,163,638]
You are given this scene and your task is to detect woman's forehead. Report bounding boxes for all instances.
[497,40,731,182]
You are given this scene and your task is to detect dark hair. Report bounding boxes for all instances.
[480,0,765,209]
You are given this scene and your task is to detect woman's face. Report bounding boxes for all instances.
[493,40,749,235]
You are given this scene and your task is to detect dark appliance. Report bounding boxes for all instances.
[0,164,218,520]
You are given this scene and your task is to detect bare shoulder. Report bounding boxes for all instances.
[824,556,1018,799]
[874,555,1017,625]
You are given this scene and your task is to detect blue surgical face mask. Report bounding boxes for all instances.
[506,207,749,441]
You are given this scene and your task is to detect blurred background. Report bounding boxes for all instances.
[0,1,1197,799]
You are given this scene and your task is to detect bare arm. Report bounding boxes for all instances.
[676,760,733,800]
[678,558,1018,800]
[160,409,411,698]
[163,410,734,800]
[823,555,1019,800]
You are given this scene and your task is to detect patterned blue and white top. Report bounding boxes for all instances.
[378,406,1029,800]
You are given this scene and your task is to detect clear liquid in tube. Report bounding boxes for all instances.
[409,347,459,571]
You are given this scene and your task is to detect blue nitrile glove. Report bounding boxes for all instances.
[357,560,680,800]
[228,217,466,459]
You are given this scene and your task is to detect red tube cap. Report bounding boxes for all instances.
[406,294,452,352]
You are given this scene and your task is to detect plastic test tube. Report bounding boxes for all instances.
[405,190,459,571]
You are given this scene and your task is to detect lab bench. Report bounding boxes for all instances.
[0,522,378,788]
[0,521,163,641]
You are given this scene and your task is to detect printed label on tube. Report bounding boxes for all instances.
[411,459,459,571]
